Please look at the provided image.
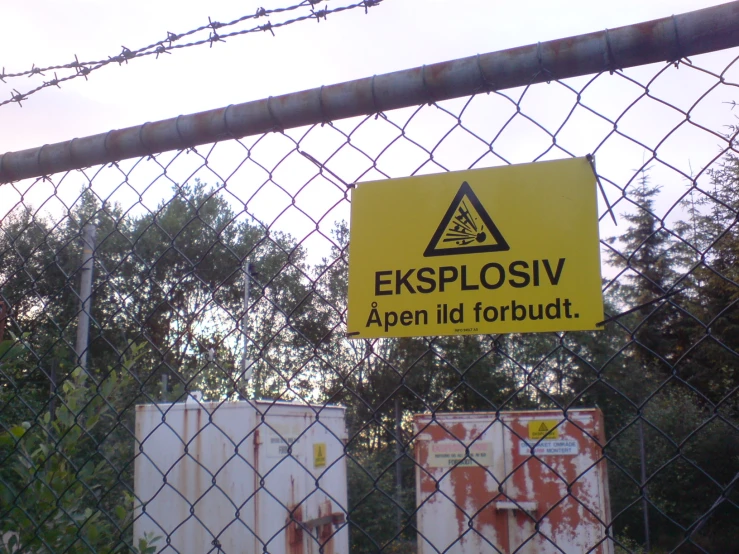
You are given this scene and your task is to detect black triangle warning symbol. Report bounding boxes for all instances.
[424,181,509,257]
[538,422,549,433]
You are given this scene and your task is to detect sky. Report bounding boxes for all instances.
[1,0,737,272]
[0,0,731,154]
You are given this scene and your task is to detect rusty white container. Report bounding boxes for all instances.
[414,409,613,554]
[134,398,348,554]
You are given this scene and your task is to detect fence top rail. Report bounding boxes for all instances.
[1,1,738,185]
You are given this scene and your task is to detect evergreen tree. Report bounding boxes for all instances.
[591,168,739,551]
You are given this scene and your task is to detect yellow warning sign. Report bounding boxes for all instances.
[313,443,327,468]
[347,158,603,338]
[528,420,560,440]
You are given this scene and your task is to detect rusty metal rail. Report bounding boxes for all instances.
[1,1,739,183]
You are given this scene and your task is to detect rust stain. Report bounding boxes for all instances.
[135,406,142,440]
[102,128,131,160]
[447,422,504,550]
[318,499,335,554]
[194,408,203,510]
[178,406,190,510]
[428,62,445,82]
[285,476,305,554]
[188,110,227,144]
[273,89,316,128]
[504,411,609,553]
[286,503,304,554]
[633,18,661,38]
[195,407,202,460]
[254,428,260,553]
[416,418,508,552]
[549,36,578,58]
[415,410,610,553]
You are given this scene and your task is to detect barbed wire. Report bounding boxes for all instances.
[0,0,384,110]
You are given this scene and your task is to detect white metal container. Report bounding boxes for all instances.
[134,399,348,554]
[414,409,613,554]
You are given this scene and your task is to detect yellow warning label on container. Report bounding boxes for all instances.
[528,420,560,440]
[313,443,327,468]
[347,158,603,338]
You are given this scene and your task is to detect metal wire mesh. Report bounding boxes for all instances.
[1,41,739,554]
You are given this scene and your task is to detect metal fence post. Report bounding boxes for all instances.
[75,223,96,372]
[395,395,403,534]
[0,300,7,343]
[639,417,651,551]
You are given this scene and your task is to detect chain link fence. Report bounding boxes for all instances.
[1,4,739,553]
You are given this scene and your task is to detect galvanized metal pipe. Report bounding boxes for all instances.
[639,417,651,550]
[395,395,403,533]
[1,2,739,184]
[0,300,7,342]
[242,261,255,388]
[75,223,96,372]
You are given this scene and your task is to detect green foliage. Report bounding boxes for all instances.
[347,448,416,554]
[588,165,739,552]
[0,345,158,554]
[0,181,320,404]
[614,533,653,553]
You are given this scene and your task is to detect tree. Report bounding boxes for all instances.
[0,180,326,403]
[581,168,739,551]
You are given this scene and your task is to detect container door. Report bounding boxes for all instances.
[302,416,348,554]
[501,411,612,554]
[255,410,348,554]
[134,402,258,554]
[254,418,307,554]
[415,416,508,553]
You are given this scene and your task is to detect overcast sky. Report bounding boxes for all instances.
[0,0,731,154]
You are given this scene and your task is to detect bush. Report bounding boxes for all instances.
[0,341,158,554]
